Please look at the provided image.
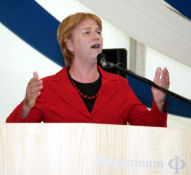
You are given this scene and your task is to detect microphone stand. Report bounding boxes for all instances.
[105,62,191,104]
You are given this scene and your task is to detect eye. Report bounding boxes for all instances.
[83,31,90,35]
[97,31,101,35]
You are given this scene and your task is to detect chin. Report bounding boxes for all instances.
[88,49,102,60]
[95,50,102,57]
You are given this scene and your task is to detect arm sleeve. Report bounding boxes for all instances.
[6,101,43,123]
[6,77,48,123]
[126,85,167,127]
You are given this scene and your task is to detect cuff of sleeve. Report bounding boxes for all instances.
[151,99,168,127]
[6,101,29,123]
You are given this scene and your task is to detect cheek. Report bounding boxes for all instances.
[79,40,90,50]
[73,41,88,56]
[100,37,103,47]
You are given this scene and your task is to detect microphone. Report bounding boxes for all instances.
[97,52,191,104]
[97,53,114,68]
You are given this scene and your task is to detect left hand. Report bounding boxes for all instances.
[151,67,170,112]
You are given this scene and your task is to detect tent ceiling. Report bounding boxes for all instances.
[79,0,191,67]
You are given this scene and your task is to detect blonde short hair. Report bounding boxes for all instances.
[57,12,102,67]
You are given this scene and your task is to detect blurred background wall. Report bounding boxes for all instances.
[0,0,191,127]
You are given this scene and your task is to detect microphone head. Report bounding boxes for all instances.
[97,52,106,61]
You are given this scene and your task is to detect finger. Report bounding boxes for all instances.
[27,92,41,107]
[26,88,41,101]
[162,67,169,77]
[29,78,41,85]
[163,74,170,86]
[160,78,169,90]
[161,68,170,88]
[29,85,43,94]
[30,91,41,100]
[28,73,43,87]
[153,67,162,84]
[28,80,43,88]
[33,71,39,80]
[26,83,42,97]
[161,77,170,89]
[28,73,41,85]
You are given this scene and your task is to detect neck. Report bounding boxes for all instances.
[69,62,99,83]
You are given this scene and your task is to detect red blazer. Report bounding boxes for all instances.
[6,67,167,126]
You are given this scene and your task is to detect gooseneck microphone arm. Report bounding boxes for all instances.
[97,53,191,104]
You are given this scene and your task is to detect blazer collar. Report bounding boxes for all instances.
[51,66,118,116]
[52,66,117,81]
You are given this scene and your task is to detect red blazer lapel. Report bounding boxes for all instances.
[51,68,91,117]
[92,67,118,114]
[49,66,118,117]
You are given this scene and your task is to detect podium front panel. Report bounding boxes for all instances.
[0,124,190,175]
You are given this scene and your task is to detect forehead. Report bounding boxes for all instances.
[74,18,100,31]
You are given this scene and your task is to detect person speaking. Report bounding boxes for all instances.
[6,12,170,126]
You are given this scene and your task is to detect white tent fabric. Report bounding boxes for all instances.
[1,0,190,127]
[79,0,191,67]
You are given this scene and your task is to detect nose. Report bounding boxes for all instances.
[92,31,101,40]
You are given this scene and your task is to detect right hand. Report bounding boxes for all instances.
[22,72,43,117]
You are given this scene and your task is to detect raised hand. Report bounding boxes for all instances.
[22,72,43,118]
[151,67,170,112]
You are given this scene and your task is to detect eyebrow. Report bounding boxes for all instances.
[82,27,101,31]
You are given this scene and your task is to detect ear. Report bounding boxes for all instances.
[66,39,74,52]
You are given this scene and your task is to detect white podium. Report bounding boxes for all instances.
[0,124,191,175]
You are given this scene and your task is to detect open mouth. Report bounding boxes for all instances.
[91,44,100,49]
